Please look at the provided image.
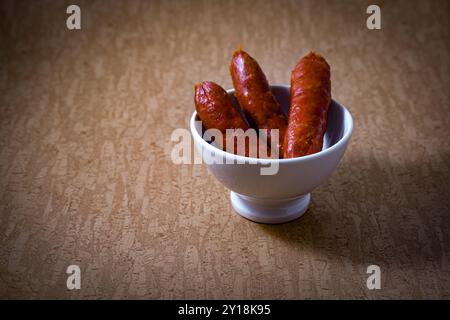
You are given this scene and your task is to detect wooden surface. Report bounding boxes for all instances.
[0,0,449,299]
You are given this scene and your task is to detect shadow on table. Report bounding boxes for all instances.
[255,151,449,267]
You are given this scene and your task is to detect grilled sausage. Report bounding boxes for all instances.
[283,52,331,158]
[194,81,251,156]
[230,49,287,157]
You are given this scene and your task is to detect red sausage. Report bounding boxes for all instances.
[284,52,331,158]
[230,49,287,157]
[194,81,252,156]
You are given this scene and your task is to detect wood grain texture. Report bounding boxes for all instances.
[0,0,449,299]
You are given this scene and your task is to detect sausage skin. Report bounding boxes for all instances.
[194,81,251,156]
[230,49,287,157]
[283,52,331,158]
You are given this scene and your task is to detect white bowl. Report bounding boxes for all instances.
[190,84,353,224]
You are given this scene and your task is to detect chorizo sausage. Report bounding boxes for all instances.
[230,49,287,157]
[283,52,331,158]
[194,81,251,156]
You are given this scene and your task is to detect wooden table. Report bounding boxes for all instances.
[0,0,449,299]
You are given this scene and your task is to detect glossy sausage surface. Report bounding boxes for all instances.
[283,52,331,158]
[194,81,251,156]
[230,49,287,157]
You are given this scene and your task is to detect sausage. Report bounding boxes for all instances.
[283,52,331,158]
[230,49,287,158]
[194,81,251,156]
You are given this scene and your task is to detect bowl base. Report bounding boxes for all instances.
[230,192,310,224]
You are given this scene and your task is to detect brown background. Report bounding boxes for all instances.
[0,0,449,299]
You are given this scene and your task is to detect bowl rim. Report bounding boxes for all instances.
[190,84,353,164]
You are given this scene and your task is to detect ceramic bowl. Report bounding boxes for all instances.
[190,84,353,224]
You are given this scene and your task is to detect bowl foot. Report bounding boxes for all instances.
[230,192,311,224]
